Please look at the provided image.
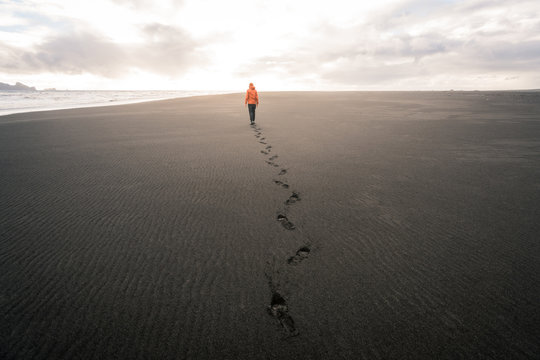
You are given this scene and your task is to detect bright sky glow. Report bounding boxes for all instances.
[1,0,539,90]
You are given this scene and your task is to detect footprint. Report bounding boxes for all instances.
[261,150,269,155]
[274,180,289,189]
[267,293,299,336]
[266,145,272,150]
[285,192,301,205]
[279,169,287,176]
[259,141,267,145]
[260,137,266,141]
[277,214,295,230]
[269,155,278,161]
[287,246,311,265]
[266,160,278,167]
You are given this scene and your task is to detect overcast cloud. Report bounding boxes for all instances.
[0,0,539,90]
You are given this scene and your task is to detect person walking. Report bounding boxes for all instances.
[245,82,259,124]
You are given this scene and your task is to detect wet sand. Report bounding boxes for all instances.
[1,91,539,359]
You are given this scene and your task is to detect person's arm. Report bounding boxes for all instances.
[256,91,259,106]
[245,91,248,107]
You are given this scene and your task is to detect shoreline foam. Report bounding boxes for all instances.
[0,89,235,117]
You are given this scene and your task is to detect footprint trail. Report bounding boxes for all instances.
[268,292,299,337]
[277,214,295,230]
[250,123,312,336]
[287,246,311,265]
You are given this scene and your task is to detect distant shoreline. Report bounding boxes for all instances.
[2,89,539,118]
[0,90,236,117]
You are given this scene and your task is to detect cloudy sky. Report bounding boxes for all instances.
[1,0,539,90]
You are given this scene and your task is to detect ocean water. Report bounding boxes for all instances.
[0,90,232,116]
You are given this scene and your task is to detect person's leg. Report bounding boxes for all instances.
[248,104,256,123]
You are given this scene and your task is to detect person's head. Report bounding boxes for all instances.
[249,82,255,89]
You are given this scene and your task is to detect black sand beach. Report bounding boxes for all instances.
[1,92,539,359]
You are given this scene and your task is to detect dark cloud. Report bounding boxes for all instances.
[37,33,126,76]
[2,0,538,89]
[236,30,453,86]
[371,34,450,60]
[0,24,203,77]
[0,33,125,76]
[487,40,540,65]
[236,0,540,87]
[320,60,434,88]
[134,23,203,74]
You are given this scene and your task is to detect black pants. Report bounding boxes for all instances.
[248,104,256,123]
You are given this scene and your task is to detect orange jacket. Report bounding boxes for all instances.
[245,85,259,105]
